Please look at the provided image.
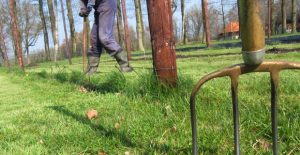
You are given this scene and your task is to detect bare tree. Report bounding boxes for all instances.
[38,0,51,61]
[186,6,202,41]
[66,0,76,56]
[134,0,145,51]
[47,0,59,62]
[221,0,226,40]
[20,0,42,65]
[9,0,24,70]
[121,0,132,60]
[59,0,72,64]
[202,0,211,47]
[292,0,297,33]
[0,3,9,67]
[281,0,286,33]
[181,0,188,44]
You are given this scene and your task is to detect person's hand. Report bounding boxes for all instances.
[79,8,89,17]
[87,1,95,13]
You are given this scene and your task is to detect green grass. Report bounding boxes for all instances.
[0,42,300,154]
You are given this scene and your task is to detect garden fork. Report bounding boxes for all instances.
[189,1,300,155]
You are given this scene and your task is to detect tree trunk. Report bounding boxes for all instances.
[281,0,286,34]
[47,0,59,62]
[59,0,72,65]
[121,0,132,60]
[267,0,271,39]
[54,0,59,61]
[0,18,9,67]
[66,0,76,56]
[134,0,145,51]
[82,17,88,72]
[181,0,188,44]
[9,0,24,70]
[221,0,226,40]
[147,0,177,86]
[138,0,145,45]
[116,0,124,47]
[292,0,297,33]
[202,0,211,47]
[38,0,51,61]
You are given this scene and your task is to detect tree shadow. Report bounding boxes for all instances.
[48,105,136,148]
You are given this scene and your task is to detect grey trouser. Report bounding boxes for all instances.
[88,0,122,57]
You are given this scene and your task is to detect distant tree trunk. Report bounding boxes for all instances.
[54,0,59,60]
[138,0,145,45]
[181,0,188,44]
[202,0,211,47]
[38,0,51,61]
[66,0,76,56]
[292,0,297,33]
[281,0,286,34]
[221,0,226,40]
[59,0,72,65]
[267,0,271,38]
[147,0,177,86]
[134,0,145,51]
[47,0,59,62]
[117,0,124,47]
[272,0,276,35]
[121,0,132,60]
[9,0,24,70]
[0,18,9,67]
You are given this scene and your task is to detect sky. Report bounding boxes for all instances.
[30,0,201,52]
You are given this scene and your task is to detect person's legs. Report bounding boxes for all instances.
[86,14,103,75]
[96,0,133,72]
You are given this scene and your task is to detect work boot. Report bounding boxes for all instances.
[85,56,100,75]
[114,52,133,72]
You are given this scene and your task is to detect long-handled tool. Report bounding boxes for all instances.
[189,1,300,155]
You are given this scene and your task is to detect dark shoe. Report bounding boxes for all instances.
[85,56,100,75]
[114,52,133,72]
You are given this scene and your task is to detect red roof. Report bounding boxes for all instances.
[225,22,239,33]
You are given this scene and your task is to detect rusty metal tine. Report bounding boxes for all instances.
[190,61,300,154]
[270,71,280,155]
[231,75,240,155]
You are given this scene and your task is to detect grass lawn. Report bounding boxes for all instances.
[0,42,300,154]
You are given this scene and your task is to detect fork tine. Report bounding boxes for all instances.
[270,71,280,155]
[231,75,240,155]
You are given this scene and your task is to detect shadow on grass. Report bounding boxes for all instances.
[48,105,136,147]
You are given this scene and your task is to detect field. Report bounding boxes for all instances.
[0,40,300,154]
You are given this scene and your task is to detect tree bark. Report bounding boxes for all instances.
[116,0,124,47]
[147,0,177,86]
[281,0,286,34]
[66,0,76,56]
[59,0,72,65]
[267,0,271,39]
[54,0,59,61]
[38,0,51,61]
[0,17,9,67]
[138,0,145,45]
[47,0,59,62]
[181,0,188,44]
[134,0,145,51]
[121,0,132,60]
[202,0,211,47]
[292,0,297,33]
[9,0,24,70]
[221,0,226,40]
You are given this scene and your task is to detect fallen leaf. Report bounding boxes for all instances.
[115,123,121,130]
[79,86,87,93]
[86,109,98,120]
